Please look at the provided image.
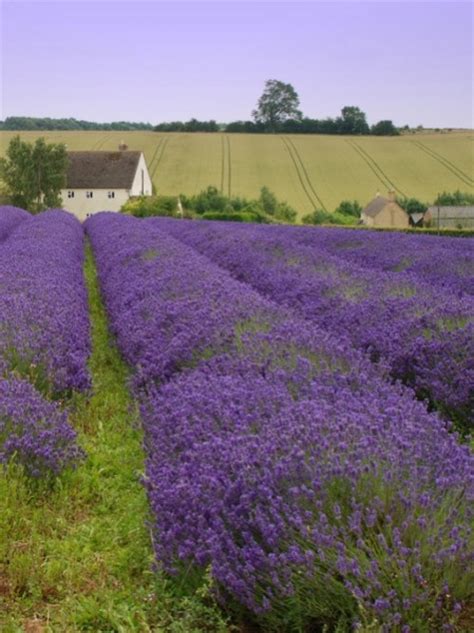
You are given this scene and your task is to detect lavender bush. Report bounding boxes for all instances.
[286,225,474,297]
[87,214,474,630]
[158,219,474,432]
[0,375,84,479]
[0,209,90,480]
[0,210,91,394]
[143,356,473,631]
[0,205,30,242]
[86,214,386,390]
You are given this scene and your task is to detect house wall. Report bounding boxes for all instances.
[425,208,474,228]
[130,153,153,196]
[372,203,409,228]
[361,212,374,227]
[60,189,129,221]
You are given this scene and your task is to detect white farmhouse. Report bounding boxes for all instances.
[61,150,152,220]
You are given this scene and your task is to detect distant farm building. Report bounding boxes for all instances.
[61,149,152,220]
[408,212,425,227]
[360,191,409,229]
[424,206,474,229]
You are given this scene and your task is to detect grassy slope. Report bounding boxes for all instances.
[0,244,229,633]
[0,130,472,219]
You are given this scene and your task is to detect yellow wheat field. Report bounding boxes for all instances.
[1,130,472,220]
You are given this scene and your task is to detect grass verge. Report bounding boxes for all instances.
[0,243,230,632]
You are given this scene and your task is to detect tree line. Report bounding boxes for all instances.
[1,80,401,136]
[0,117,154,131]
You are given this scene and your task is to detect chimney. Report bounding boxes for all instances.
[388,190,396,202]
[118,140,128,151]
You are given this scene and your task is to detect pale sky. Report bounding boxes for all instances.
[1,1,472,127]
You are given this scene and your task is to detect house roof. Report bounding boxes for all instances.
[426,206,474,219]
[66,151,142,189]
[363,196,391,218]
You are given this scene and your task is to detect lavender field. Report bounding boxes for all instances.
[1,207,473,632]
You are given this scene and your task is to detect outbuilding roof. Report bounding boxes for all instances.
[410,212,424,225]
[65,151,142,189]
[362,196,391,218]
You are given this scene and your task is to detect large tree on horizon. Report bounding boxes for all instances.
[252,79,303,132]
[338,106,370,135]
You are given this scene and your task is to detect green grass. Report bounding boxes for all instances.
[0,244,230,632]
[1,130,472,220]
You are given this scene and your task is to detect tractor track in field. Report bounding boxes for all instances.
[280,136,326,211]
[220,135,225,194]
[411,140,473,187]
[148,137,165,177]
[92,134,110,150]
[284,137,327,211]
[225,135,232,197]
[347,140,407,197]
[150,137,170,183]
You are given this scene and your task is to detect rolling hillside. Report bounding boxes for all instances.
[1,130,472,219]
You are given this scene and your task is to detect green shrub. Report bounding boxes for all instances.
[302,209,333,225]
[302,208,357,226]
[334,200,362,218]
[201,210,266,223]
[258,187,297,222]
[180,186,296,223]
[121,195,179,218]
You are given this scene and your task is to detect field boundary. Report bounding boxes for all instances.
[411,140,473,187]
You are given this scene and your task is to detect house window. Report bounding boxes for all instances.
[67,191,75,198]
[86,191,93,199]
[108,191,115,199]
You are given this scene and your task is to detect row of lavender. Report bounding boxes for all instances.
[287,225,474,297]
[0,207,89,477]
[158,219,474,433]
[87,213,473,631]
[0,205,30,243]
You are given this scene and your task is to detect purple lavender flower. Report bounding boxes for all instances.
[157,218,474,431]
[0,210,91,394]
[0,377,84,478]
[87,213,474,629]
[0,205,30,242]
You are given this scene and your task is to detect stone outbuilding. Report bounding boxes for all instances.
[61,149,152,220]
[424,206,474,229]
[360,191,409,229]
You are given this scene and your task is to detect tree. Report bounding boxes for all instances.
[434,190,474,206]
[371,120,399,136]
[258,186,297,222]
[252,80,302,131]
[0,136,68,211]
[396,196,428,215]
[337,106,369,135]
[335,200,362,218]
